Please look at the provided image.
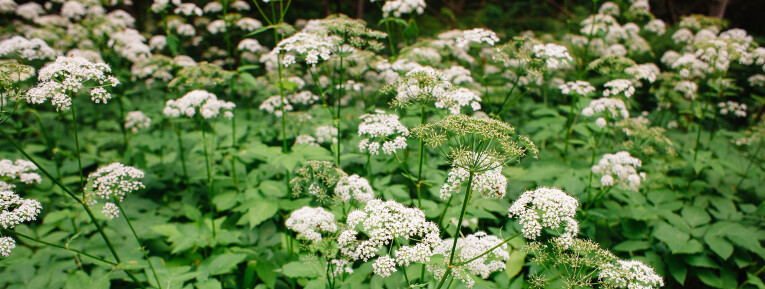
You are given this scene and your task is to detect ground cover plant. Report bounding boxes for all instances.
[0,0,764,288]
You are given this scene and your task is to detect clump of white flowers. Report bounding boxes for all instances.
[0,36,58,61]
[582,98,630,127]
[437,87,482,114]
[125,110,152,133]
[1,190,42,230]
[625,64,660,85]
[428,232,509,288]
[86,162,145,218]
[315,125,338,144]
[532,43,573,69]
[163,90,235,119]
[643,19,666,35]
[338,200,441,276]
[358,110,409,155]
[718,101,747,117]
[440,152,507,200]
[372,0,426,18]
[26,56,120,111]
[0,159,41,191]
[508,187,579,248]
[334,174,375,202]
[0,190,42,258]
[591,151,645,191]
[285,206,337,242]
[598,260,664,289]
[558,80,595,96]
[273,32,334,67]
[259,95,292,117]
[603,79,636,98]
[456,28,500,48]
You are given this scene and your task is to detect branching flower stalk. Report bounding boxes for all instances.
[0,127,146,288]
[114,201,163,289]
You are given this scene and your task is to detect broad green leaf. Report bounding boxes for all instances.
[236,201,278,229]
[505,250,526,279]
[612,240,651,252]
[704,235,733,259]
[196,279,221,289]
[64,271,109,289]
[281,261,322,278]
[196,253,247,280]
[681,206,710,227]
[696,269,724,288]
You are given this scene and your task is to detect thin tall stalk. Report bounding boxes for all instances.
[0,127,147,288]
[436,172,474,289]
[115,201,163,289]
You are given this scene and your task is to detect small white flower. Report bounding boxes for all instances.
[603,79,635,98]
[508,187,579,247]
[125,111,152,133]
[591,151,644,191]
[334,174,375,202]
[1,190,42,230]
[102,202,120,219]
[428,232,509,288]
[87,162,145,206]
[0,237,15,257]
[558,81,595,96]
[285,206,337,242]
[599,260,664,289]
[164,90,235,119]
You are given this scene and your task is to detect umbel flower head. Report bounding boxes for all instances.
[0,159,41,191]
[598,259,664,289]
[285,206,338,242]
[290,161,374,203]
[508,187,579,248]
[1,190,42,230]
[384,66,482,115]
[305,14,387,51]
[591,151,645,191]
[86,162,145,219]
[338,199,441,277]
[427,231,510,288]
[163,90,235,119]
[357,110,409,155]
[440,151,507,200]
[413,114,537,170]
[274,32,334,67]
[26,56,120,111]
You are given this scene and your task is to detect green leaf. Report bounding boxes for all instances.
[239,72,258,89]
[667,256,687,285]
[378,17,408,27]
[652,222,690,253]
[304,279,325,289]
[64,271,109,289]
[244,26,274,37]
[237,65,260,72]
[212,192,238,211]
[255,259,277,289]
[281,261,321,278]
[697,269,724,288]
[745,273,765,289]
[505,250,526,279]
[612,240,651,252]
[681,206,710,227]
[196,279,222,289]
[704,235,733,259]
[236,201,278,229]
[196,253,247,280]
[686,254,719,269]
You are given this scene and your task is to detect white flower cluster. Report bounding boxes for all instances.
[174,3,202,16]
[315,125,338,144]
[101,202,120,219]
[274,32,334,67]
[86,162,145,217]
[442,66,473,84]
[238,39,266,53]
[15,2,44,20]
[456,28,500,48]
[125,110,152,133]
[437,87,482,114]
[26,56,120,111]
[372,0,426,18]
[673,80,698,100]
[358,110,409,155]
[598,260,664,289]
[558,81,595,96]
[0,159,41,191]
[532,43,573,69]
[508,187,579,248]
[163,90,235,119]
[748,74,765,87]
[334,174,375,203]
[259,95,292,117]
[108,29,152,63]
[643,19,666,35]
[0,0,16,13]
[294,135,318,146]
[428,232,509,288]
[1,190,42,229]
[440,153,507,200]
[330,258,354,277]
[718,101,747,117]
[591,151,645,191]
[625,64,660,85]
[0,236,14,258]
[603,79,636,98]
[285,206,337,242]
[581,97,629,125]
[338,200,440,276]
[393,66,451,102]
[0,36,57,61]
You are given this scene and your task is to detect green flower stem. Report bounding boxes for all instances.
[70,103,85,196]
[276,52,288,153]
[585,128,605,201]
[436,172,475,289]
[692,100,710,162]
[173,123,190,185]
[200,119,216,238]
[335,56,346,167]
[230,155,241,193]
[115,201,163,289]
[32,110,61,179]
[416,106,426,208]
[5,229,116,266]
[385,20,397,57]
[455,231,522,266]
[736,142,763,190]
[0,127,147,288]
[562,94,579,159]
[308,67,336,118]
[117,95,129,155]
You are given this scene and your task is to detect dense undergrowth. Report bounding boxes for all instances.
[0,0,765,289]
